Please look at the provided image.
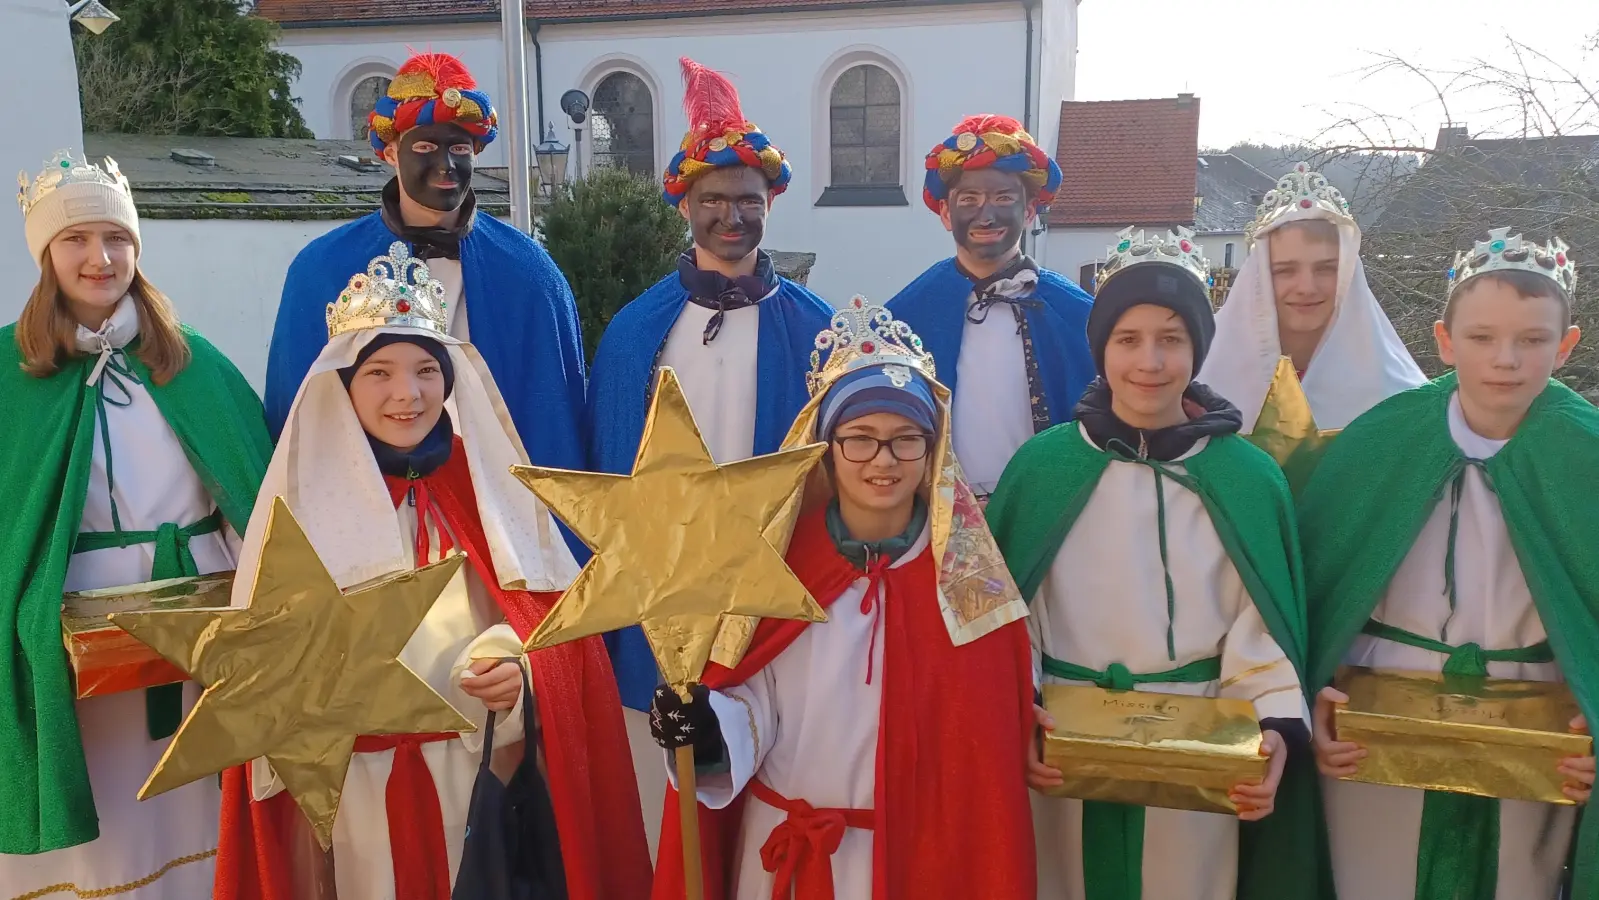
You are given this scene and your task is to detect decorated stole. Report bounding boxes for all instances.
[986,422,1333,900]
[1300,373,1599,900]
[0,325,269,853]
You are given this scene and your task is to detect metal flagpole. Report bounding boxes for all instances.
[499,0,533,233]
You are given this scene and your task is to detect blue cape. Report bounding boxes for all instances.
[264,211,588,477]
[886,257,1096,425]
[586,272,834,709]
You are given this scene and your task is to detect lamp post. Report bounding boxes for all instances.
[534,122,569,197]
[498,0,532,233]
[560,89,589,182]
[67,0,119,34]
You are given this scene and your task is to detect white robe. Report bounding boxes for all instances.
[1323,392,1577,900]
[0,298,235,899]
[951,301,1035,498]
[1030,426,1308,900]
[669,527,931,900]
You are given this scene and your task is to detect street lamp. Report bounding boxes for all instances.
[68,0,119,34]
[534,122,569,196]
[560,89,589,182]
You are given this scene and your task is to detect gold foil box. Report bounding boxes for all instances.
[61,572,234,699]
[1041,684,1266,814]
[1333,665,1591,805]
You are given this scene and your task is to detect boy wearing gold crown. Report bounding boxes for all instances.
[1,151,270,896]
[1301,230,1595,900]
[265,53,587,481]
[886,114,1095,502]
[1201,164,1425,447]
[987,229,1325,900]
[645,298,1038,899]
[212,244,650,900]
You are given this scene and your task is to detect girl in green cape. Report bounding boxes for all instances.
[0,150,270,896]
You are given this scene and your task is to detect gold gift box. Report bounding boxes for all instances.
[61,572,234,699]
[1041,684,1266,814]
[1333,665,1591,805]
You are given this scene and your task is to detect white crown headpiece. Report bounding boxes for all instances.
[1096,226,1212,291]
[326,242,449,338]
[1448,227,1576,297]
[807,296,935,396]
[1245,162,1352,246]
[17,149,133,217]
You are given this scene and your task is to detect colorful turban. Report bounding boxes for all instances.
[662,57,791,207]
[368,53,498,153]
[921,114,1061,214]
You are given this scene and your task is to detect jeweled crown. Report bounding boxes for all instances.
[807,296,935,396]
[1245,162,1352,245]
[326,242,449,338]
[1448,227,1576,297]
[1097,225,1212,291]
[17,149,133,216]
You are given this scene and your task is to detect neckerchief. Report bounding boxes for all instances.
[677,249,779,344]
[960,255,1054,433]
[380,178,477,261]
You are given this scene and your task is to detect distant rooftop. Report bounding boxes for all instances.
[1194,153,1274,235]
[82,133,510,220]
[1049,96,1202,229]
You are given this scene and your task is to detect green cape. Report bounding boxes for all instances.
[1299,373,1599,898]
[986,422,1333,900]
[0,325,270,853]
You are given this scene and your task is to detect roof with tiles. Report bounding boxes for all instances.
[255,0,1010,25]
[1047,96,1202,229]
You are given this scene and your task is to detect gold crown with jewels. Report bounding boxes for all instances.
[807,295,935,396]
[1448,227,1576,297]
[326,242,449,338]
[16,149,133,216]
[1097,225,1212,290]
[1245,162,1353,245]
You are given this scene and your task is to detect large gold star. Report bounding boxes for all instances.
[513,367,828,692]
[1245,357,1342,494]
[110,497,474,848]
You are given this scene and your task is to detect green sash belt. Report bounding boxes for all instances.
[1361,619,1555,900]
[1042,654,1223,900]
[71,509,223,741]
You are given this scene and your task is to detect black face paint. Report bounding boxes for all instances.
[947,168,1029,262]
[395,123,475,212]
[683,166,769,263]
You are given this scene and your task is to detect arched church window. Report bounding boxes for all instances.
[828,64,900,187]
[350,75,392,140]
[591,72,656,176]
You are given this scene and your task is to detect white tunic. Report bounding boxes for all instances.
[951,303,1035,497]
[1324,392,1577,900]
[658,301,761,463]
[669,528,931,900]
[1030,426,1307,900]
[0,298,234,899]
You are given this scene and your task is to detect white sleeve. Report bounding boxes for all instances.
[664,666,777,810]
[450,623,528,752]
[1220,596,1309,724]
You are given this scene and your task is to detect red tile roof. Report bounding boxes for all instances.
[255,0,1002,26]
[1048,97,1201,228]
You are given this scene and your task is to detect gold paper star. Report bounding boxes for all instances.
[513,367,828,692]
[1245,357,1342,493]
[110,497,474,848]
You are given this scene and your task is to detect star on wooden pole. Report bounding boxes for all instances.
[1245,356,1342,494]
[110,497,474,848]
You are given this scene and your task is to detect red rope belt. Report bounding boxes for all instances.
[352,732,457,900]
[748,779,873,900]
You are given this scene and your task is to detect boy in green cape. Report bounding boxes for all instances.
[988,228,1326,900]
[1302,227,1596,900]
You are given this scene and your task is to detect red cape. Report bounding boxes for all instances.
[214,438,652,900]
[652,507,1038,900]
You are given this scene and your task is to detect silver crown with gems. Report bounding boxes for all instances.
[17,149,133,216]
[1096,225,1212,291]
[1448,227,1576,297]
[326,242,449,338]
[807,295,935,396]
[1245,161,1353,246]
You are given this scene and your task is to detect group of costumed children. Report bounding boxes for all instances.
[0,48,1593,900]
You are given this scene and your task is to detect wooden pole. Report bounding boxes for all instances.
[674,744,705,900]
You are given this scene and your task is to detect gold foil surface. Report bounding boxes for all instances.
[61,572,234,698]
[1333,665,1590,804]
[1041,684,1266,814]
[110,497,475,848]
[513,367,828,696]
[1244,357,1341,493]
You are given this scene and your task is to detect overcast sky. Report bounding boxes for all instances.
[1075,0,1599,149]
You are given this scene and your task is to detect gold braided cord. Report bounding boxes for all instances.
[10,848,217,900]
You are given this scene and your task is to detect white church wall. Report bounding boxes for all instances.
[1033,0,1080,158]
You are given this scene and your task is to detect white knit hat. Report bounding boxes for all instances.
[17,150,142,268]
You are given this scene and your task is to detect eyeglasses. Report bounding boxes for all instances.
[832,434,932,463]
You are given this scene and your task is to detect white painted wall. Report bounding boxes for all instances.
[1033,0,1080,158]
[1,0,85,320]
[1041,225,1116,288]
